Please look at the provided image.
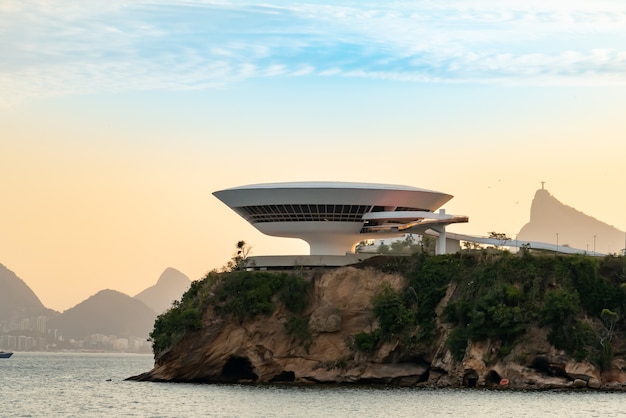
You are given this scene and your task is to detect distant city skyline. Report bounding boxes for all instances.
[1,1,625,311]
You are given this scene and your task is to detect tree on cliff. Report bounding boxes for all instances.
[488,231,511,249]
[223,241,252,271]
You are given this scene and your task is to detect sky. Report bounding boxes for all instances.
[1,0,625,312]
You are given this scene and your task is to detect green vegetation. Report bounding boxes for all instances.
[149,276,215,354]
[355,251,626,369]
[151,241,626,371]
[149,269,310,355]
[210,271,309,320]
[358,235,433,255]
[372,284,415,339]
[353,330,381,353]
[284,316,311,346]
[352,280,422,352]
[223,240,253,272]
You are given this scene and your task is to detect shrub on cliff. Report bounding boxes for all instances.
[149,276,214,354]
[362,251,626,368]
[149,270,310,355]
[210,271,310,320]
[373,284,415,340]
[354,330,381,353]
[441,253,626,367]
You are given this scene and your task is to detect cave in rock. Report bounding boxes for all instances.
[221,356,258,382]
[463,370,479,388]
[485,370,501,385]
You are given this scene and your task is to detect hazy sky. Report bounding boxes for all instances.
[1,1,625,311]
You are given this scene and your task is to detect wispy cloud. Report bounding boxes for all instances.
[2,0,626,104]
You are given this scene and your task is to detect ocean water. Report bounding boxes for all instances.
[1,352,623,417]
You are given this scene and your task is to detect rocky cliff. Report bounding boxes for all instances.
[130,261,626,390]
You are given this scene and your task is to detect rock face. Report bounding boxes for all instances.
[130,267,626,390]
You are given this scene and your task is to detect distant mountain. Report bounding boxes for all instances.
[48,289,156,340]
[0,263,49,321]
[517,189,625,254]
[134,267,191,314]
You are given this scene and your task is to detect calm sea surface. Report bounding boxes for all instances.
[1,352,624,417]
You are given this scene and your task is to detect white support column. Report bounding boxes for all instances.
[437,227,446,255]
[435,209,447,255]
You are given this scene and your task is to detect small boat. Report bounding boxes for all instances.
[0,351,13,358]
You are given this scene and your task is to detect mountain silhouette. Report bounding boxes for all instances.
[48,289,156,340]
[0,263,49,322]
[517,189,625,254]
[134,267,191,314]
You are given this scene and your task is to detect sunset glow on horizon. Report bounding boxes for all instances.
[1,1,625,311]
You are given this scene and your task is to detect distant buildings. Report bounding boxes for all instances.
[0,314,150,353]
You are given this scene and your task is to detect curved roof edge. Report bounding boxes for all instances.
[216,181,446,194]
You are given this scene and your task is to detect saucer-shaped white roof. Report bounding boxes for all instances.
[213,181,452,210]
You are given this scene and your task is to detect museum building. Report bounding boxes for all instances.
[213,182,469,263]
